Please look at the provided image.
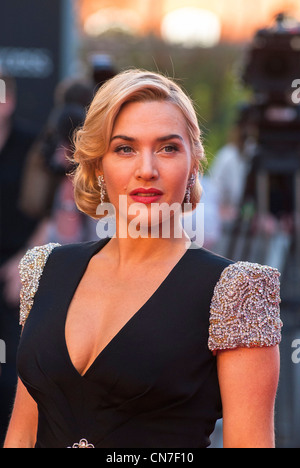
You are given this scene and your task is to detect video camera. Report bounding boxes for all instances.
[238,14,300,217]
[242,12,300,103]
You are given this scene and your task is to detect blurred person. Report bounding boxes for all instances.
[0,73,39,445]
[209,121,254,223]
[20,78,95,221]
[44,103,97,245]
[54,77,95,109]
[90,53,117,92]
[4,70,282,448]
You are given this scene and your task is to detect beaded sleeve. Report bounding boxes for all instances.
[19,243,60,326]
[208,262,282,352]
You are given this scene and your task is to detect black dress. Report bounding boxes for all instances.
[17,238,282,448]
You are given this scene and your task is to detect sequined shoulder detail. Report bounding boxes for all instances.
[19,243,60,326]
[208,262,282,352]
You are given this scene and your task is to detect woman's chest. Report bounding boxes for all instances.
[18,244,218,388]
[64,267,179,376]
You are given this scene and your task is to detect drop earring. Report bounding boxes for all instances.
[185,174,196,204]
[97,175,106,205]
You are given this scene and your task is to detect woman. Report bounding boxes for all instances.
[4,70,282,448]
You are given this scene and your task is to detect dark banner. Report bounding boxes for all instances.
[0,0,69,130]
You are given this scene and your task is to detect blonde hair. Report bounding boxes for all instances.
[72,69,206,219]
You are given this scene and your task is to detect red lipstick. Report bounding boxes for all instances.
[129,187,163,204]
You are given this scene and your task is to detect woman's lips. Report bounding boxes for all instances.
[129,188,163,204]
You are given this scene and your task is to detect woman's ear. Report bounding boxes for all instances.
[95,159,103,178]
[190,164,199,180]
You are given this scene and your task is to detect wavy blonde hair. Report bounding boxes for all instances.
[72,69,206,219]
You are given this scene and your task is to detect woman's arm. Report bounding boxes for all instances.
[217,346,280,448]
[3,378,38,448]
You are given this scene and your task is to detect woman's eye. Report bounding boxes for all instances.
[162,145,178,153]
[115,145,133,155]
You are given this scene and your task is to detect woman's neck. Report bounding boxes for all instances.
[105,229,191,267]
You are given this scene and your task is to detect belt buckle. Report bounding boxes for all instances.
[68,438,95,448]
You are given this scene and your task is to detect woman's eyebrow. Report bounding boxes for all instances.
[110,134,184,142]
[110,135,135,142]
[156,134,184,142]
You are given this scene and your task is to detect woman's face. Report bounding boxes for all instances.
[98,100,194,234]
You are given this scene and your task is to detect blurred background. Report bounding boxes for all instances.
[0,0,300,448]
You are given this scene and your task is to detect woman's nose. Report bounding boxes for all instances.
[135,151,158,180]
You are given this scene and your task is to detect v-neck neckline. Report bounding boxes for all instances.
[62,238,193,379]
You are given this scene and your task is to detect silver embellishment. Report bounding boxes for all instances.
[19,243,60,326]
[68,439,95,448]
[97,174,106,205]
[208,261,282,352]
[184,173,196,204]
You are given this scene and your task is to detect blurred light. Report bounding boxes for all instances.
[84,8,140,37]
[161,7,221,47]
